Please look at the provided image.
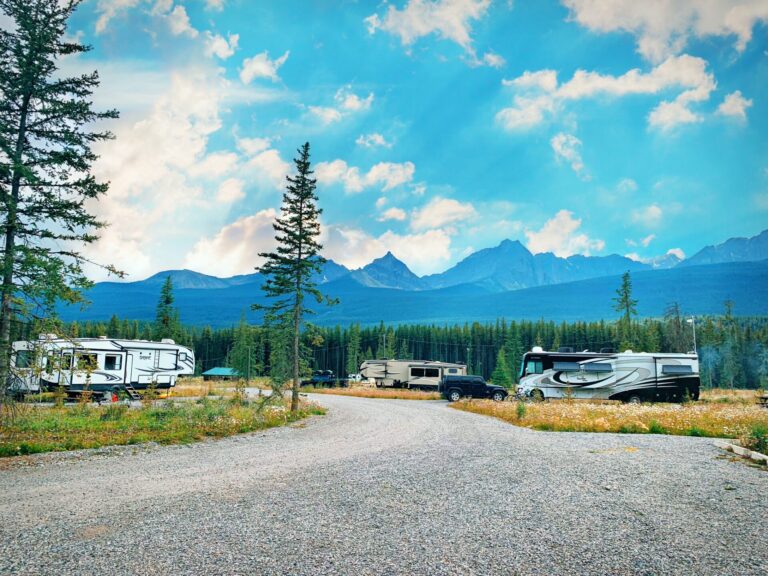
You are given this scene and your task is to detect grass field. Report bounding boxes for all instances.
[0,397,325,457]
[451,395,768,454]
[303,386,441,400]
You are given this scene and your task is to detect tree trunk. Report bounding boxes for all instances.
[292,303,299,413]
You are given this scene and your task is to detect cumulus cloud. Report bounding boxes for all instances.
[563,0,768,63]
[410,197,477,231]
[524,210,605,257]
[309,86,374,125]
[717,90,753,121]
[641,234,656,247]
[205,32,239,59]
[356,133,393,148]
[617,178,638,193]
[315,160,415,193]
[95,0,142,34]
[167,4,198,37]
[364,0,499,67]
[184,209,278,276]
[631,204,664,227]
[378,207,407,222]
[308,106,343,125]
[498,54,717,131]
[240,50,289,83]
[216,178,245,203]
[666,248,686,260]
[243,149,291,190]
[550,132,589,179]
[323,226,453,275]
[236,136,272,156]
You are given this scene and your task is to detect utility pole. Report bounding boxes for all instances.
[686,317,697,354]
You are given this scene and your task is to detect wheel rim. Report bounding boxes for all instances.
[628,396,641,404]
[450,391,460,402]
[493,392,503,401]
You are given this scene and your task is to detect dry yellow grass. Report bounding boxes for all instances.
[699,388,764,405]
[452,398,768,439]
[171,376,271,398]
[304,386,441,400]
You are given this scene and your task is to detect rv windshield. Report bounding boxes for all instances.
[14,350,31,368]
[524,360,543,376]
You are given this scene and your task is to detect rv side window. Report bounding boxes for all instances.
[76,353,98,370]
[61,353,73,370]
[179,352,188,362]
[525,361,543,375]
[14,350,31,368]
[411,367,425,378]
[105,354,122,371]
[447,368,458,374]
[424,368,439,378]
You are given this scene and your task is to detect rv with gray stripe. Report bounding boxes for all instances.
[9,334,195,398]
[516,347,699,403]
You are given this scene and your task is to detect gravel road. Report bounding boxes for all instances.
[1,395,766,575]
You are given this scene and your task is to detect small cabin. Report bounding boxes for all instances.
[202,367,240,381]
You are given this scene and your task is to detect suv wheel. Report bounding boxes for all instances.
[448,389,462,402]
[491,391,505,402]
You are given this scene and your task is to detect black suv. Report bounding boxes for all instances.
[439,375,508,402]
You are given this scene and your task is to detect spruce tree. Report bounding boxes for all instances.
[154,276,180,340]
[345,323,361,375]
[227,314,259,383]
[256,142,332,413]
[491,347,512,388]
[0,0,120,396]
[613,271,638,349]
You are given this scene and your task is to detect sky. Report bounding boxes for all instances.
[41,0,768,279]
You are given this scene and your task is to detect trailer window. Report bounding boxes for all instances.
[61,352,73,370]
[424,368,439,378]
[76,353,98,370]
[179,352,188,362]
[105,354,122,371]
[553,361,580,372]
[14,350,31,368]
[411,367,425,378]
[525,360,543,375]
[447,368,458,374]
[661,365,693,375]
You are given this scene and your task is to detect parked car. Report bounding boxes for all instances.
[439,375,508,402]
[300,370,349,387]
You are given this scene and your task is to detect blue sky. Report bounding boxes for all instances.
[50,0,768,279]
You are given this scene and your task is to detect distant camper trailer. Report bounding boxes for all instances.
[359,359,466,390]
[516,347,700,403]
[9,334,195,398]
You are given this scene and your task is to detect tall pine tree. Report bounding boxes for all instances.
[256,142,333,413]
[613,271,638,349]
[0,0,120,396]
[154,276,180,340]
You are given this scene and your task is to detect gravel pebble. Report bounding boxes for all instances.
[0,395,766,575]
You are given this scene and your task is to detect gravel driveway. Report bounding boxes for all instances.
[1,395,765,575]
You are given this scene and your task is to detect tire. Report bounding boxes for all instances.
[448,389,462,403]
[491,391,505,402]
[375,381,382,388]
[627,394,642,404]
[531,389,545,402]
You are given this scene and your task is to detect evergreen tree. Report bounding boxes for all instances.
[613,271,638,349]
[345,323,361,375]
[491,347,512,388]
[0,0,120,396]
[154,276,180,340]
[227,314,259,383]
[256,142,333,413]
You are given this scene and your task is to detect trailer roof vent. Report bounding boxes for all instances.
[531,346,544,353]
[623,349,633,353]
[38,333,58,340]
[98,335,108,339]
[161,338,175,344]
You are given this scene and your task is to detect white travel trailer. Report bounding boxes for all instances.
[516,347,700,403]
[9,334,195,399]
[360,359,466,390]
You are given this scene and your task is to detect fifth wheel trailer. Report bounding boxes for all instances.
[516,347,699,403]
[359,359,466,389]
[9,334,195,398]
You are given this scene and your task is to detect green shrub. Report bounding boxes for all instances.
[100,404,128,421]
[741,423,768,454]
[516,401,526,420]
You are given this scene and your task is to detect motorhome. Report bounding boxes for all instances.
[9,334,195,399]
[359,359,466,390]
[516,347,699,403]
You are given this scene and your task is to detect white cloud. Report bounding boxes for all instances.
[717,90,753,121]
[375,197,388,209]
[410,196,477,230]
[205,32,239,59]
[617,178,638,193]
[184,209,278,276]
[308,106,343,124]
[641,234,656,247]
[205,0,225,10]
[167,5,198,37]
[378,207,407,222]
[335,86,374,111]
[365,0,498,66]
[667,248,686,260]
[524,210,605,257]
[315,160,415,193]
[563,0,768,63]
[498,54,716,131]
[631,204,664,227]
[240,50,289,83]
[216,178,245,203]
[236,136,272,156]
[550,132,588,179]
[244,149,291,190]
[188,151,239,178]
[356,133,393,148]
[323,226,453,275]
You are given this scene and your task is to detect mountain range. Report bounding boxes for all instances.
[58,229,768,327]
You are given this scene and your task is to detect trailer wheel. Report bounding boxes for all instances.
[491,391,505,402]
[448,389,462,402]
[531,389,545,402]
[627,394,642,404]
